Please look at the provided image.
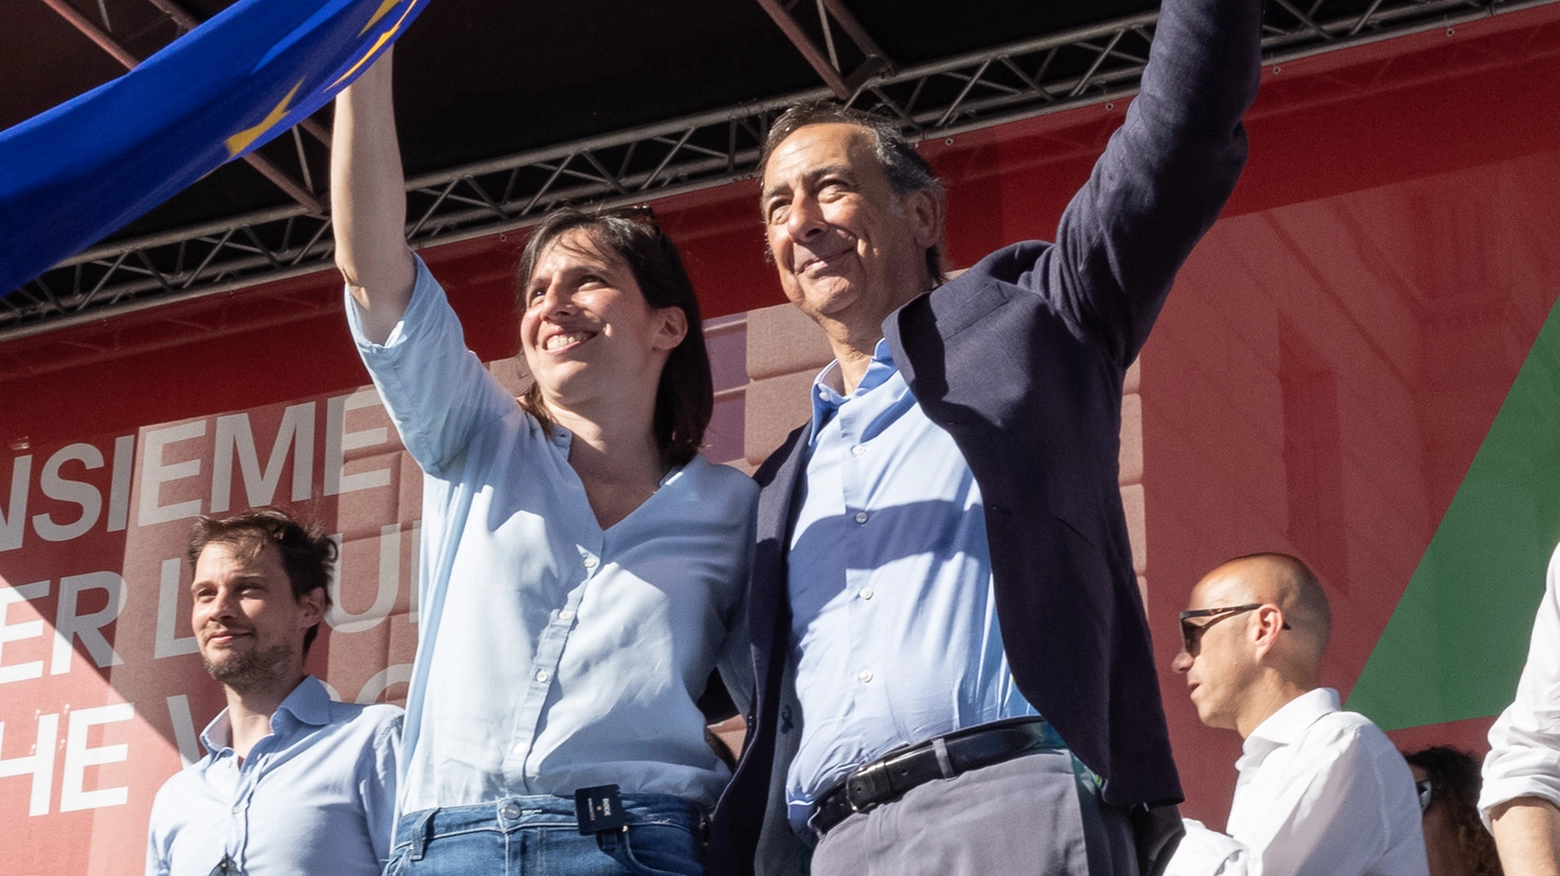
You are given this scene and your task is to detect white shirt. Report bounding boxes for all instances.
[1481,541,1560,823]
[1167,688,1428,876]
[145,676,402,875]
[349,257,757,814]
[1170,819,1248,876]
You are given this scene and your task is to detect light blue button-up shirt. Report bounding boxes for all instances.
[145,675,402,875]
[785,340,1036,830]
[350,258,756,815]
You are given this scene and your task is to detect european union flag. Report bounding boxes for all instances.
[0,0,430,294]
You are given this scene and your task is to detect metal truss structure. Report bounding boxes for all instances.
[5,0,1557,340]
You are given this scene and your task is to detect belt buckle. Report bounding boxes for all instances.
[845,761,892,813]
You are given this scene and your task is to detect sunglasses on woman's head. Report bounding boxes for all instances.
[602,203,661,232]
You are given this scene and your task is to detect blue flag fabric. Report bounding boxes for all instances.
[0,0,430,294]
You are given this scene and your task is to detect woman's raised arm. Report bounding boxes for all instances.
[331,48,416,345]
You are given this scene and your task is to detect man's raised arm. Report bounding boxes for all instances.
[1046,0,1263,367]
[331,48,416,345]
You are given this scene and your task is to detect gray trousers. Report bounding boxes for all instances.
[809,749,1140,876]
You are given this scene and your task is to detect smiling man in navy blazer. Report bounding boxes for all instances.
[707,0,1263,873]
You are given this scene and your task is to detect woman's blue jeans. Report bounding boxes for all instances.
[385,794,705,875]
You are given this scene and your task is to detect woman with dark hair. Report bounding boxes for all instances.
[331,50,756,875]
[1405,746,1504,876]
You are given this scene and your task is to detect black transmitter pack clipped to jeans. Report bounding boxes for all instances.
[574,784,629,836]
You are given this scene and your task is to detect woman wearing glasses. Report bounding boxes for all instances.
[1403,747,1503,876]
[332,50,755,875]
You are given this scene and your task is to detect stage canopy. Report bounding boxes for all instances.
[2,0,1545,338]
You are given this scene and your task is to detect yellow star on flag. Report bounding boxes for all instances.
[225,81,304,157]
[330,0,425,89]
[360,0,403,35]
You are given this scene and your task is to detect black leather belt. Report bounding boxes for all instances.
[808,716,1066,838]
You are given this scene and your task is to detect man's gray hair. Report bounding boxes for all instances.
[760,101,947,285]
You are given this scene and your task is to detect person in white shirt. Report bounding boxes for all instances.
[1165,553,1428,876]
[1480,541,1560,875]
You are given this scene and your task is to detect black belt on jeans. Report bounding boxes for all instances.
[808,716,1066,838]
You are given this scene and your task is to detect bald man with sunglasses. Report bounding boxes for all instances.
[1166,553,1427,876]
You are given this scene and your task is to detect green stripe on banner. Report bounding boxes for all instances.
[1347,295,1560,731]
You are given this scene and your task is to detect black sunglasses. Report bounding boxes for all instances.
[1178,603,1289,655]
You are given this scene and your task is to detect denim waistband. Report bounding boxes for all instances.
[393,793,705,858]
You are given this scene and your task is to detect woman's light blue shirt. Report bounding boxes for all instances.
[349,258,756,813]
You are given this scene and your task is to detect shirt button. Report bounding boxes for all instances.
[859,670,874,683]
[818,390,829,400]
[860,588,874,600]
[513,742,526,755]
[502,802,522,819]
[231,804,243,814]
[583,556,598,569]
[558,609,575,622]
[851,445,865,457]
[535,669,550,683]
[854,511,868,524]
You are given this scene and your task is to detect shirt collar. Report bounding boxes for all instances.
[199,675,331,757]
[1240,687,1340,760]
[808,338,899,441]
[543,420,573,453]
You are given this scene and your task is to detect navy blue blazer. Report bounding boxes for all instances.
[709,0,1261,870]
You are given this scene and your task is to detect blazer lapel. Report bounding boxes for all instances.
[749,424,808,704]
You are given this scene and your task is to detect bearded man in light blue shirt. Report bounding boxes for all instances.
[145,508,402,876]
